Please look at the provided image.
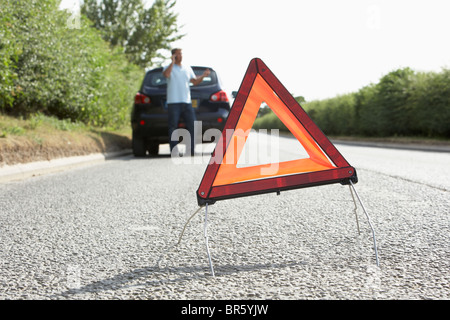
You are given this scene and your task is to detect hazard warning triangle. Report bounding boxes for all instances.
[197,58,357,206]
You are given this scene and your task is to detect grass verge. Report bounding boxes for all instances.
[0,114,131,166]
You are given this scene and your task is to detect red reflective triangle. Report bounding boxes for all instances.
[197,58,357,206]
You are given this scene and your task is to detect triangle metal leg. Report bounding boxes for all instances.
[349,184,361,235]
[349,180,380,267]
[204,203,215,276]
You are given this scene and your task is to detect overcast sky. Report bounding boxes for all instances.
[61,0,450,101]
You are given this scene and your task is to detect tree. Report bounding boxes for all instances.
[81,0,183,68]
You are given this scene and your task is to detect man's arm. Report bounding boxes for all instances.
[162,54,176,78]
[190,69,210,86]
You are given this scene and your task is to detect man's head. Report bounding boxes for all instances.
[171,48,182,65]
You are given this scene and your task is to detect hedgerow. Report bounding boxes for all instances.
[0,0,143,128]
[253,67,450,138]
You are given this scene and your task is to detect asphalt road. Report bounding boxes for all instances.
[0,134,449,300]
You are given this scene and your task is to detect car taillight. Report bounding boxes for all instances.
[135,92,151,104]
[210,90,229,102]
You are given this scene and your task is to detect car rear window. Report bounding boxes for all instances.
[145,71,167,87]
[144,67,217,88]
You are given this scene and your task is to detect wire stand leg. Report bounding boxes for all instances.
[349,180,380,267]
[204,203,215,276]
[349,185,361,235]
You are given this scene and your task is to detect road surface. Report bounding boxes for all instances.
[0,134,449,300]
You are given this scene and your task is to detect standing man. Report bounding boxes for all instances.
[163,48,210,156]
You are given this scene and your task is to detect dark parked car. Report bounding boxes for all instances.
[131,66,231,156]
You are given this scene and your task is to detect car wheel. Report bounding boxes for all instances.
[132,134,146,157]
[147,142,159,156]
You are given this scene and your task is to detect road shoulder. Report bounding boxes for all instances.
[0,149,131,183]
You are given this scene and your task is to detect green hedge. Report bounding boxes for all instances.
[253,67,450,138]
[0,0,143,128]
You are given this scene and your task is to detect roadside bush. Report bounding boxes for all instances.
[0,1,20,109]
[408,69,450,137]
[0,0,142,127]
[304,94,356,136]
[253,67,450,139]
[371,68,416,136]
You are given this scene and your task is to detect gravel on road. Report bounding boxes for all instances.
[0,153,448,300]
